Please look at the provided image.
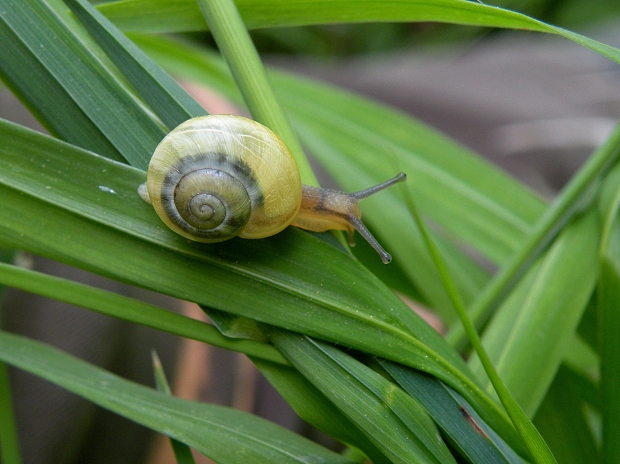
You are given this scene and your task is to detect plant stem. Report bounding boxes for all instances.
[402,184,557,464]
[447,120,620,348]
[196,0,317,185]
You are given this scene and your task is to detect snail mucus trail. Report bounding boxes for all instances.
[138,115,406,263]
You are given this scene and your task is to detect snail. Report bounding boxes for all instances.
[138,115,405,263]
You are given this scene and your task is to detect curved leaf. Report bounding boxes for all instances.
[272,333,457,464]
[0,0,165,167]
[254,359,391,464]
[468,210,600,417]
[380,360,525,463]
[0,331,353,464]
[0,262,286,365]
[0,119,504,431]
[99,0,620,66]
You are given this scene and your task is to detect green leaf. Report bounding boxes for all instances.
[561,335,599,406]
[448,121,620,348]
[533,366,600,464]
[0,262,286,364]
[379,360,525,463]
[195,0,315,183]
[272,333,457,464]
[0,250,20,464]
[395,170,551,463]
[596,161,620,463]
[468,209,600,417]
[254,359,389,464]
[0,0,165,167]
[0,119,497,431]
[0,330,354,464]
[65,0,207,129]
[0,360,21,464]
[277,74,546,265]
[99,0,620,65]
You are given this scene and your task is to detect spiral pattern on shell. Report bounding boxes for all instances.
[160,153,258,240]
[144,115,302,243]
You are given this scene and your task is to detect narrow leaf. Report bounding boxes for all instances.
[0,331,354,464]
[397,171,550,463]
[196,0,315,183]
[253,358,389,464]
[152,351,196,464]
[469,210,600,417]
[99,0,620,70]
[0,0,165,167]
[596,161,620,463]
[0,251,20,464]
[379,360,525,463]
[451,121,620,349]
[0,361,20,464]
[272,333,455,464]
[533,367,600,464]
[66,0,206,129]
[0,262,286,365]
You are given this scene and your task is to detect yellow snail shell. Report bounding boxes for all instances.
[139,115,301,242]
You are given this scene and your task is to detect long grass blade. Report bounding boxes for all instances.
[447,121,620,347]
[196,0,315,183]
[0,331,354,464]
[379,360,525,463]
[0,262,285,365]
[0,250,20,464]
[0,0,165,168]
[253,358,390,464]
[151,351,196,464]
[399,182,556,463]
[0,361,20,464]
[99,0,620,66]
[66,0,206,129]
[271,333,456,464]
[597,162,620,463]
[467,210,600,416]
[532,367,600,464]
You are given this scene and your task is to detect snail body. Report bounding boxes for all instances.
[140,115,405,263]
